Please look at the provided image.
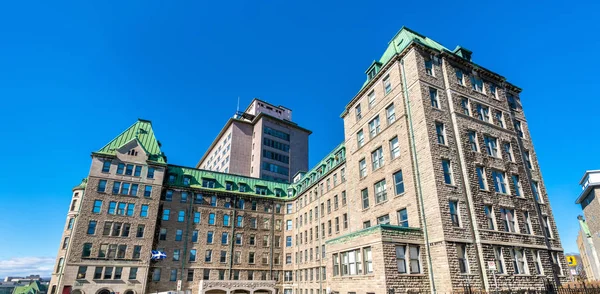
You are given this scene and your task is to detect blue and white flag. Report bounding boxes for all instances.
[151,250,167,261]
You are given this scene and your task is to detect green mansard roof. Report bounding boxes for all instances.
[94,119,166,164]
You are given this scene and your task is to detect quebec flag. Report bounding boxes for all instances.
[151,250,167,261]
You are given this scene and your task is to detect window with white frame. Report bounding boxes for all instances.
[543,216,552,238]
[457,244,469,273]
[468,131,479,152]
[376,214,390,225]
[395,245,421,274]
[484,135,499,157]
[393,170,404,195]
[361,189,369,209]
[512,175,523,197]
[430,88,439,108]
[523,211,532,234]
[435,122,446,145]
[359,159,367,178]
[383,75,392,94]
[368,116,381,138]
[355,104,362,120]
[456,69,464,85]
[476,166,487,190]
[515,121,524,138]
[368,91,376,108]
[551,252,562,276]
[461,98,470,115]
[493,247,505,274]
[511,248,528,274]
[532,181,542,203]
[500,208,517,233]
[374,180,387,203]
[371,147,384,170]
[471,76,483,92]
[397,208,408,227]
[491,170,508,194]
[495,111,505,128]
[390,137,400,159]
[449,200,460,227]
[357,130,365,148]
[477,104,490,122]
[533,250,544,275]
[425,56,434,76]
[442,159,453,184]
[484,205,495,230]
[386,104,396,124]
[504,143,514,161]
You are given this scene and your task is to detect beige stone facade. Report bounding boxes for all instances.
[49,27,567,294]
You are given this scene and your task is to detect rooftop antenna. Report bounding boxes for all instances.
[234,96,241,119]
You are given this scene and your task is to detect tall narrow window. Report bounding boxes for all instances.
[515,121,524,138]
[449,201,460,227]
[425,56,433,75]
[484,206,495,230]
[436,122,446,145]
[393,170,405,195]
[494,247,505,274]
[504,143,514,161]
[389,137,400,159]
[470,76,483,92]
[476,166,487,190]
[359,159,367,178]
[495,111,505,128]
[484,135,498,157]
[371,147,384,170]
[491,170,508,194]
[357,130,364,148]
[374,180,387,203]
[442,160,453,184]
[361,189,369,209]
[368,116,381,138]
[456,69,464,85]
[430,88,439,108]
[512,248,528,274]
[383,75,392,94]
[500,208,517,233]
[461,98,470,115]
[468,131,478,152]
[524,151,533,170]
[476,104,490,122]
[386,104,396,124]
[102,161,111,173]
[512,175,523,197]
[457,244,469,273]
[355,104,362,120]
[532,181,542,203]
[397,209,408,227]
[368,91,376,108]
[92,200,103,214]
[523,211,533,234]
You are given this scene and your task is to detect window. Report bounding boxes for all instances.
[500,208,517,233]
[491,170,508,194]
[396,245,421,274]
[425,56,433,75]
[361,189,369,209]
[165,190,173,201]
[98,180,107,192]
[495,111,505,128]
[187,269,194,282]
[117,163,125,175]
[523,211,532,234]
[504,143,514,161]
[188,249,196,262]
[192,212,201,224]
[456,69,464,85]
[82,243,92,257]
[494,247,505,274]
[363,221,371,228]
[356,130,364,148]
[484,135,499,157]
[374,179,387,203]
[371,147,384,170]
[221,232,229,244]
[442,160,453,184]
[140,205,148,218]
[134,166,142,177]
[476,104,490,122]
[102,161,111,173]
[389,136,400,159]
[175,229,183,241]
[77,266,87,279]
[461,98,470,115]
[208,213,215,225]
[532,181,541,203]
[125,164,133,176]
[524,151,533,170]
[264,127,290,141]
[533,250,543,275]
[397,209,408,227]
[484,206,495,230]
[92,200,102,214]
[368,91,376,108]
[178,210,185,222]
[359,159,367,178]
[383,75,392,94]
[551,252,563,276]
[223,214,230,226]
[342,191,347,205]
[355,104,362,120]
[543,216,552,238]
[206,231,214,243]
[67,218,74,230]
[87,221,97,235]
[377,214,390,225]
[435,122,446,145]
[248,252,255,263]
[468,131,478,152]
[147,167,155,179]
[457,244,469,273]
[162,209,170,221]
[449,201,460,227]
[470,76,483,92]
[386,104,396,124]
[512,175,523,197]
[159,228,167,240]
[368,116,381,138]
[429,88,439,108]
[112,182,121,194]
[476,166,487,190]
[490,84,497,98]
[512,248,528,274]
[286,236,292,247]
[515,121,524,138]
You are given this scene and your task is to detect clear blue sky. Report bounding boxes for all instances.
[0,0,598,276]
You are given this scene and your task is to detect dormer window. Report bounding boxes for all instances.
[226,182,233,191]
[168,174,176,184]
[367,68,377,80]
[240,184,247,192]
[127,149,138,156]
[202,179,216,188]
[255,186,268,195]
[183,176,191,186]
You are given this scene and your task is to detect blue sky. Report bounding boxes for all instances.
[0,0,598,276]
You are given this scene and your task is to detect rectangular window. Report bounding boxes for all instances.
[386,104,396,124]
[92,200,102,214]
[162,209,170,221]
[484,135,499,157]
[87,221,96,235]
[543,216,552,238]
[134,166,142,177]
[461,98,470,115]
[178,210,185,222]
[188,249,196,262]
[192,230,198,242]
[442,160,453,184]
[125,164,133,176]
[476,104,490,122]
[361,189,369,209]
[368,91,376,108]
[371,147,384,170]
[359,158,367,178]
[356,130,364,148]
[457,244,469,273]
[374,179,387,203]
[383,75,392,94]
[112,181,121,194]
[425,57,433,75]
[140,205,148,218]
[394,208,408,227]
[504,143,514,161]
[159,228,167,240]
[102,160,111,173]
[220,251,227,263]
[449,201,460,227]
[515,121,524,138]
[435,122,446,145]
[491,170,508,194]
[500,208,517,233]
[389,136,400,159]
[476,166,487,190]
[484,206,495,230]
[430,88,439,108]
[512,248,528,274]
[98,180,107,192]
[377,214,390,225]
[456,69,464,85]
[495,111,505,128]
[534,250,544,275]
[208,213,216,225]
[355,104,362,120]
[494,247,505,274]
[524,151,533,170]
[175,229,183,241]
[524,211,533,234]
[368,116,381,138]
[468,131,478,152]
[512,175,523,197]
[471,76,483,92]
[532,181,541,203]
[117,163,125,175]
[147,167,154,179]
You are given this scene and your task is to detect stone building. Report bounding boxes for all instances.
[49,27,567,294]
[575,171,600,281]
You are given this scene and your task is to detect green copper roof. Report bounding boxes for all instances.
[95,119,166,164]
[12,281,46,294]
[167,165,291,199]
[72,178,87,191]
[289,142,345,196]
[326,224,421,245]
